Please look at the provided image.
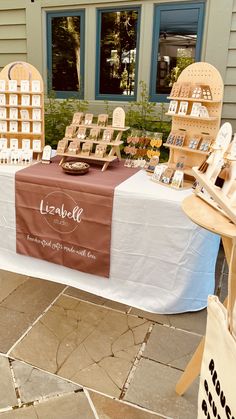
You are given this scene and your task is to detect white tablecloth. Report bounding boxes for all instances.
[0,165,220,314]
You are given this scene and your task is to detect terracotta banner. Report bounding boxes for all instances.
[15,159,137,277]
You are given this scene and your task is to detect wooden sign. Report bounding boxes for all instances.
[42,145,52,164]
[112,107,125,128]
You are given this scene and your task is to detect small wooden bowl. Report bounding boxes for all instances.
[61,161,90,175]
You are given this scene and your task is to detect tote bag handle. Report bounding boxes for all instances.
[227,237,236,335]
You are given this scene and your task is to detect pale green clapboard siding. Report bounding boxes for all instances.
[0,8,27,68]
[227,49,236,67]
[223,6,236,127]
[232,12,236,29]
[0,39,27,53]
[224,85,236,102]
[223,103,236,118]
[225,67,236,84]
[0,25,26,39]
[229,31,236,48]
[0,54,27,68]
[0,9,26,25]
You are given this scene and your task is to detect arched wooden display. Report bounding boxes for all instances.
[164,62,224,180]
[0,61,44,156]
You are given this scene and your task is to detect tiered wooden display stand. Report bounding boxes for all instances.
[164,62,224,182]
[58,127,126,172]
[0,61,44,162]
[57,108,129,172]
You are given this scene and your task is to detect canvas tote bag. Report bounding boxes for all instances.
[197,241,236,419]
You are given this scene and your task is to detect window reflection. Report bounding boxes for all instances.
[156,8,199,95]
[99,10,139,96]
[51,15,82,92]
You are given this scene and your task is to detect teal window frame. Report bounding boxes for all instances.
[150,2,205,102]
[96,6,141,101]
[46,10,85,99]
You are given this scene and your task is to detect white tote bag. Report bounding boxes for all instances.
[197,296,236,418]
[198,243,236,418]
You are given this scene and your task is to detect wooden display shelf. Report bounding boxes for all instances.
[0,91,43,95]
[0,61,44,153]
[166,62,223,182]
[77,124,130,131]
[165,113,218,121]
[193,167,236,224]
[167,96,221,103]
[167,164,193,178]
[79,139,123,147]
[58,117,128,170]
[0,105,42,109]
[0,131,42,135]
[2,119,42,122]
[151,177,192,190]
[163,143,208,155]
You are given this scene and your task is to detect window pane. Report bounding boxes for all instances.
[156,8,199,95]
[51,16,82,92]
[99,10,139,96]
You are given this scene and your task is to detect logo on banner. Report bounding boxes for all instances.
[39,191,83,234]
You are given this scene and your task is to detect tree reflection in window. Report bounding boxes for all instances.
[50,15,83,93]
[99,9,139,96]
[151,3,204,99]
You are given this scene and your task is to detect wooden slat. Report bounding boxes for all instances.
[227,49,236,66]
[232,12,236,30]
[0,39,26,54]
[233,0,236,12]
[0,54,27,67]
[0,25,26,39]
[225,67,236,84]
[224,85,236,102]
[222,103,236,118]
[229,31,236,48]
[0,9,25,25]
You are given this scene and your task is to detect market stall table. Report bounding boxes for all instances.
[0,164,220,314]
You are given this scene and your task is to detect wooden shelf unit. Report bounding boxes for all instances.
[0,61,44,154]
[167,96,221,103]
[166,113,218,121]
[57,126,129,172]
[166,62,224,181]
[163,143,209,155]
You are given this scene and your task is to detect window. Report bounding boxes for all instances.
[47,10,85,98]
[150,2,205,102]
[96,7,141,100]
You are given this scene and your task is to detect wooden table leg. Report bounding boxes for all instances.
[175,337,205,396]
[227,239,236,334]
[175,238,232,396]
[222,236,232,266]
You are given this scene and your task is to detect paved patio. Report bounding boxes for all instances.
[0,247,227,419]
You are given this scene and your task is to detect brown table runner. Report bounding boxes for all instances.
[15,158,137,277]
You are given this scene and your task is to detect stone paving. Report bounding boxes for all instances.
[0,247,227,419]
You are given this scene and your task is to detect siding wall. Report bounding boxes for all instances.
[0,8,27,70]
[0,0,235,130]
[223,0,236,132]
